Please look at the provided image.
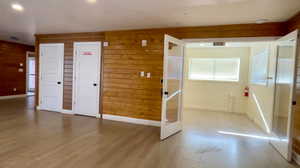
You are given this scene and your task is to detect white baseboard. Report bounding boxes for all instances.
[36,106,73,115]
[59,109,74,115]
[184,105,242,113]
[0,94,27,100]
[293,152,300,165]
[102,114,160,127]
[184,105,223,112]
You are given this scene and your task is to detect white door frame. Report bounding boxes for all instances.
[161,35,185,140]
[38,43,64,112]
[72,42,101,117]
[26,51,35,95]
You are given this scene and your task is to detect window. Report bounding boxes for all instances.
[188,58,240,82]
[250,48,269,85]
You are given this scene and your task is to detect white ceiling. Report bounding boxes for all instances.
[0,0,299,45]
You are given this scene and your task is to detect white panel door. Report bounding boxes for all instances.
[73,42,101,117]
[161,35,185,140]
[270,30,299,161]
[39,44,64,111]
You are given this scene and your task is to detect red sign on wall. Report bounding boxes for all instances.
[82,51,93,55]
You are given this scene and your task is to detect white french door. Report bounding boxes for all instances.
[73,42,101,117]
[39,44,64,112]
[161,35,185,140]
[270,30,299,161]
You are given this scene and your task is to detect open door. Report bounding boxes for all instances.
[270,30,299,161]
[161,35,185,140]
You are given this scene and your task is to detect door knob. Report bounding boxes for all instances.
[164,91,169,95]
[57,82,61,84]
[93,83,97,86]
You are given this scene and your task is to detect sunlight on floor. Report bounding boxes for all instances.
[218,131,288,142]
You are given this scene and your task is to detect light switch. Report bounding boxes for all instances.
[103,41,109,47]
[141,40,147,47]
[140,71,145,77]
[147,72,151,78]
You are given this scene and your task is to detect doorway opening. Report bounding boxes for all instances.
[182,40,275,140]
[26,52,36,96]
[161,31,299,163]
[180,32,298,161]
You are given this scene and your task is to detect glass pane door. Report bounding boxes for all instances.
[271,30,299,161]
[161,35,184,140]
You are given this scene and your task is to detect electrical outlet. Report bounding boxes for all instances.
[141,40,147,47]
[140,71,145,77]
[147,72,151,78]
[103,41,109,47]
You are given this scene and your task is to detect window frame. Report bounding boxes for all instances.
[188,58,241,82]
[250,48,270,86]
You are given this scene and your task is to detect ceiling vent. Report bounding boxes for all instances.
[213,42,225,46]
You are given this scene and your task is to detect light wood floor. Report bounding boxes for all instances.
[0,97,297,168]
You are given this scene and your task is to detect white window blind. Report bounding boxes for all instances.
[188,58,240,82]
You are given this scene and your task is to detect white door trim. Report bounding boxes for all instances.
[72,42,101,117]
[26,51,35,95]
[39,43,64,112]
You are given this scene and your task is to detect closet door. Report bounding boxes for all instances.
[73,42,101,117]
[39,44,64,112]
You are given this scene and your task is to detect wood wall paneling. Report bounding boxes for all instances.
[285,12,300,33]
[102,31,164,121]
[0,40,34,96]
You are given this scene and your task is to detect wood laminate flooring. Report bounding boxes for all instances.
[0,97,297,168]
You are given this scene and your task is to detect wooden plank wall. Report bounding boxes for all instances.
[99,23,285,121]
[163,22,285,39]
[36,33,104,109]
[35,22,285,120]
[285,11,300,33]
[293,39,300,154]
[0,40,34,96]
[102,31,164,121]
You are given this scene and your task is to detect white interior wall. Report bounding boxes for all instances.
[183,47,250,113]
[183,41,279,135]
